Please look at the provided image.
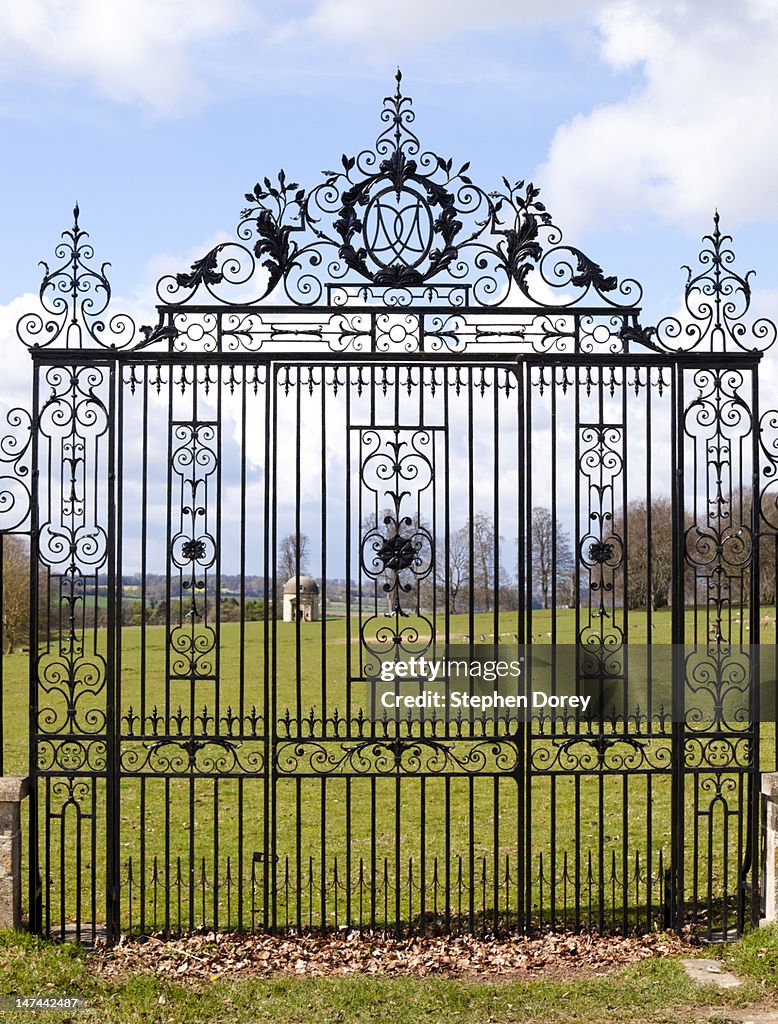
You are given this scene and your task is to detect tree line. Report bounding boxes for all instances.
[356,497,778,614]
[3,494,778,651]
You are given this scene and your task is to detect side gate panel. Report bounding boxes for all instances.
[30,356,117,943]
[675,359,761,939]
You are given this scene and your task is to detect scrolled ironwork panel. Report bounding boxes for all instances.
[679,359,759,939]
[0,397,33,776]
[31,356,116,942]
[34,362,112,730]
[275,736,521,777]
[168,419,218,687]
[356,425,438,681]
[120,736,265,777]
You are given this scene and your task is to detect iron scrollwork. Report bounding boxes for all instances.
[17,204,137,350]
[359,428,435,674]
[578,418,625,655]
[530,735,672,774]
[0,406,32,533]
[36,364,110,737]
[275,736,519,776]
[169,421,218,683]
[683,368,752,647]
[158,71,639,312]
[642,212,777,354]
[120,737,264,776]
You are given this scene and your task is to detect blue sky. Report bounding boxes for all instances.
[0,0,777,573]
[1,0,777,334]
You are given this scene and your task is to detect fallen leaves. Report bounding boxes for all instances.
[92,929,691,984]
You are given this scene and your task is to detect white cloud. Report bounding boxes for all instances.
[539,0,778,235]
[0,294,38,415]
[0,294,39,533]
[0,0,254,113]
[302,0,588,48]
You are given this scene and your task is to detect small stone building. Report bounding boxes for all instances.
[282,575,320,622]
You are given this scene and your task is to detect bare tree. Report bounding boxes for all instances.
[2,535,31,653]
[279,533,310,583]
[435,525,469,613]
[0,536,48,647]
[435,514,514,613]
[531,506,574,610]
[616,498,673,610]
[470,512,496,612]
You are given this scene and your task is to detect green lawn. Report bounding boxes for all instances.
[1,607,774,938]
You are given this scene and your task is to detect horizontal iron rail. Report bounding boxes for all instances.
[153,303,644,318]
[28,349,763,367]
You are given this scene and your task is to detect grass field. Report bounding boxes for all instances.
[1,607,774,937]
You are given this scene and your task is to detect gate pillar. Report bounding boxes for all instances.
[0,777,29,929]
[761,773,778,923]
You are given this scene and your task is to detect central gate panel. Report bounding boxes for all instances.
[116,356,531,936]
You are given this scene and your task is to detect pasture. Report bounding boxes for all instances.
[2,607,773,935]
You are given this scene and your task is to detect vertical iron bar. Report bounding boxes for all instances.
[106,358,119,943]
[671,364,685,932]
[28,354,41,934]
[515,359,525,934]
[749,362,761,929]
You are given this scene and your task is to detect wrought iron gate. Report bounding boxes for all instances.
[3,74,777,943]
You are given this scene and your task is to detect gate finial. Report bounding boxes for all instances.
[393,69,403,144]
[648,210,776,353]
[16,205,136,350]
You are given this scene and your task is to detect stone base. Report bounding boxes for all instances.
[762,773,778,924]
[0,777,29,931]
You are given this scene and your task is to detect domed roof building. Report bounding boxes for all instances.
[282,576,320,621]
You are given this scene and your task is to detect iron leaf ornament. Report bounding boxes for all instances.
[175,250,224,290]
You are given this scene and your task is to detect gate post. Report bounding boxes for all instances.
[761,773,778,923]
[0,777,29,929]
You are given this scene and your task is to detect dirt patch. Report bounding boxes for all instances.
[93,930,690,983]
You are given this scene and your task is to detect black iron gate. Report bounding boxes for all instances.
[3,75,777,943]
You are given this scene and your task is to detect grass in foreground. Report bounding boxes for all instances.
[0,927,777,1024]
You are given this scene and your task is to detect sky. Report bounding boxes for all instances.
[0,0,776,571]
[1,1,777,319]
